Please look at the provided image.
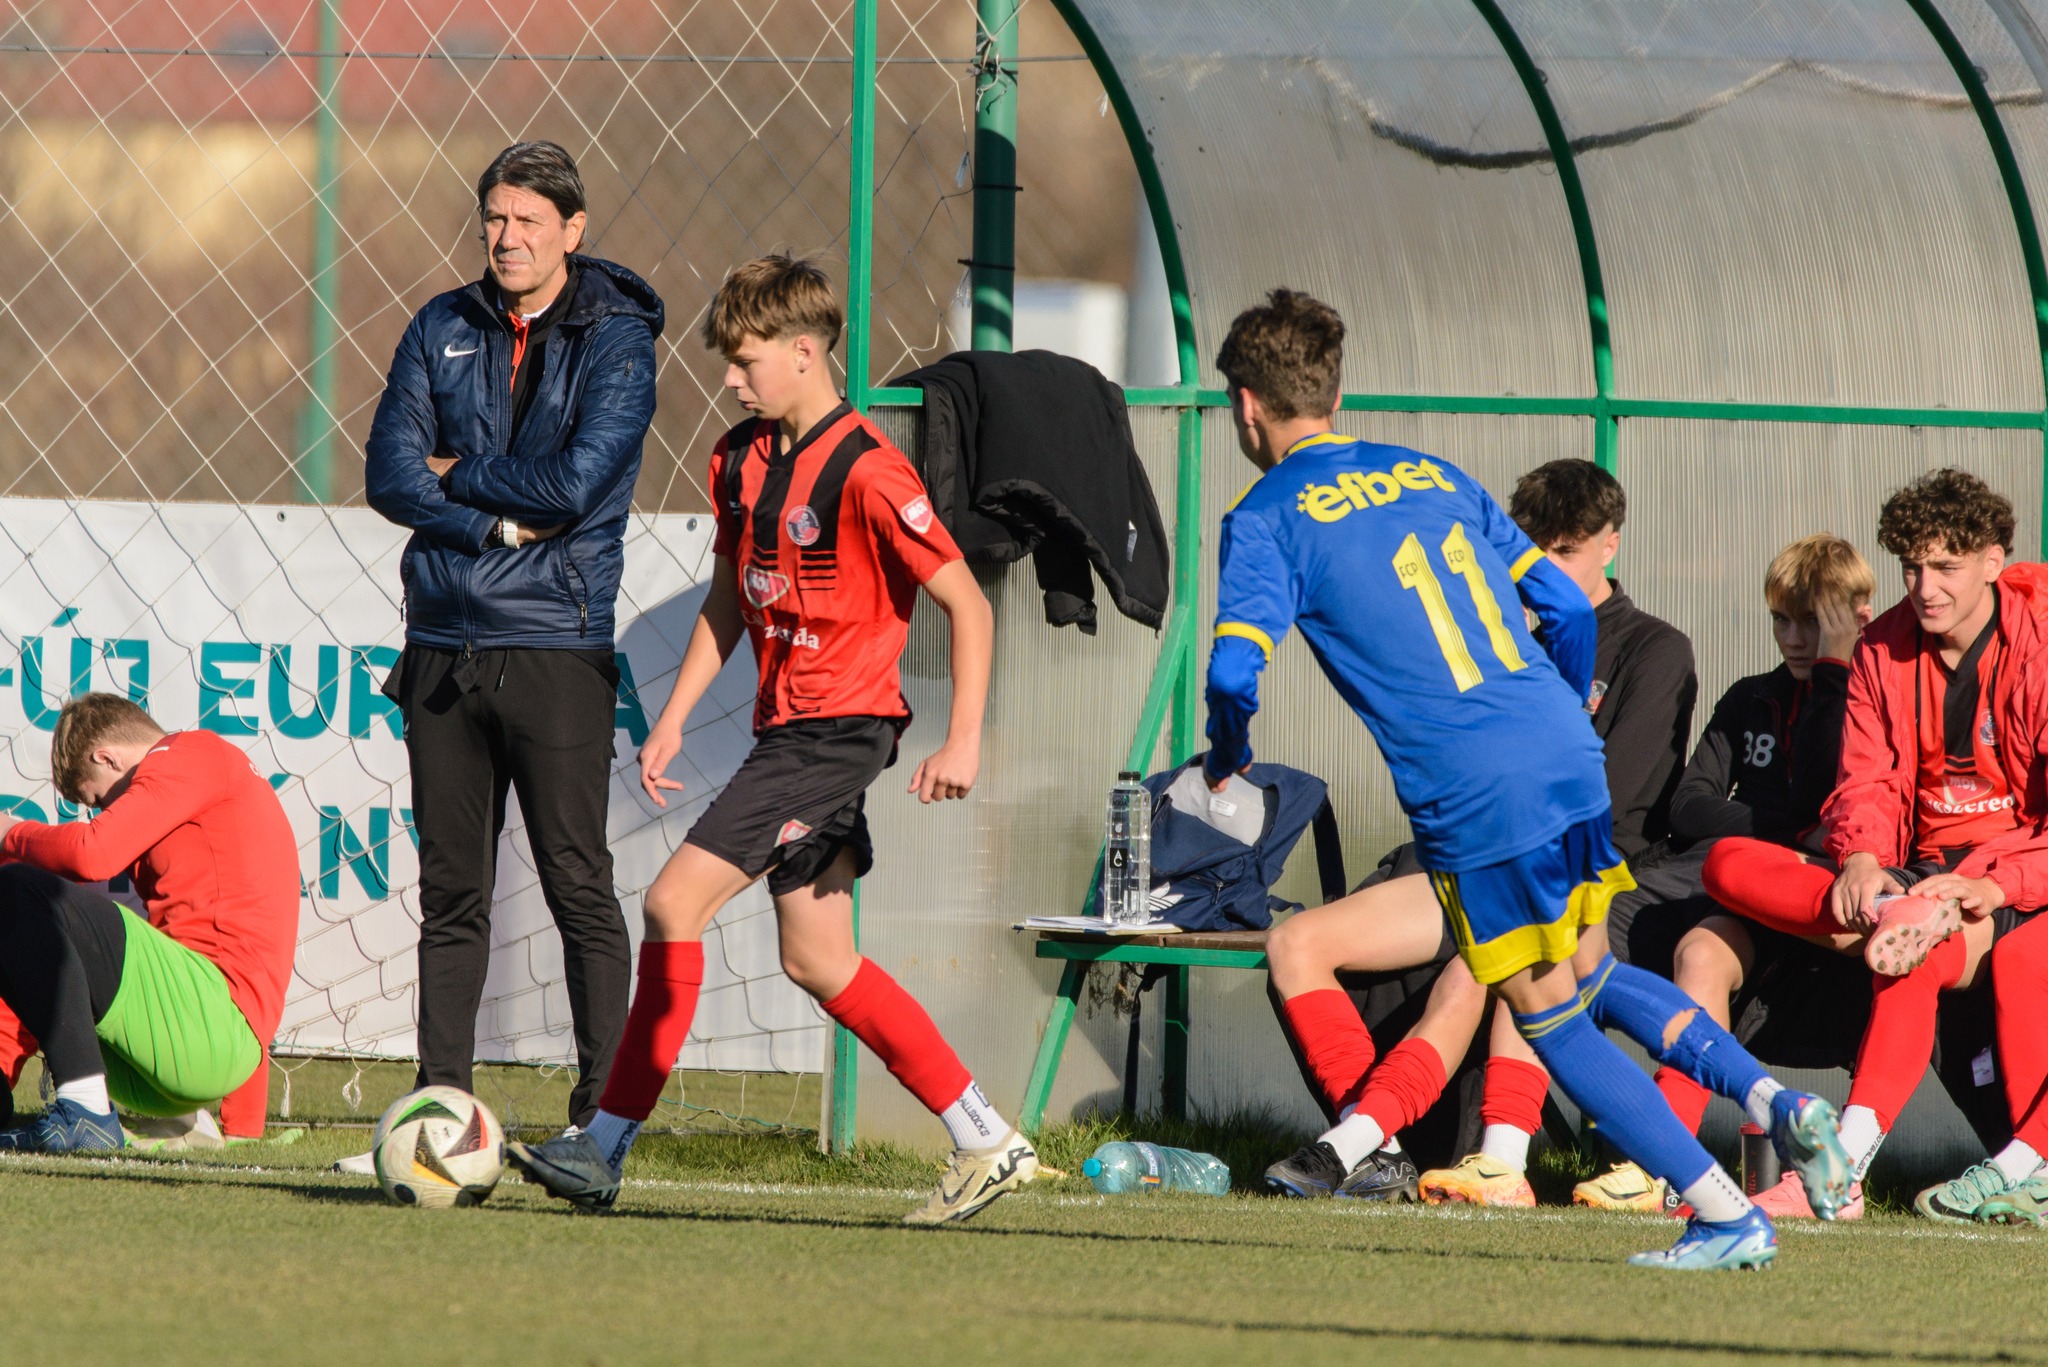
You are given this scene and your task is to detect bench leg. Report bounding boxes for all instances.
[1021,959,1086,1136]
[1162,964,1190,1122]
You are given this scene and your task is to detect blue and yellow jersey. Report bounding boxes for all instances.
[1206,434,1609,873]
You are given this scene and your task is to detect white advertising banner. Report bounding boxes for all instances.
[0,498,824,1074]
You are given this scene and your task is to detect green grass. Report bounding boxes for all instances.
[3,1078,2047,1364]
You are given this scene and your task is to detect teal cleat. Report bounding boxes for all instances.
[1981,1173,2048,1227]
[1914,1163,2019,1224]
[1627,1208,1777,1271]
[1769,1092,1851,1219]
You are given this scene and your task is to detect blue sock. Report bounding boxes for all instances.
[1514,995,1717,1192]
[1576,954,1775,1107]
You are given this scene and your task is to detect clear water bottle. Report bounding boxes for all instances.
[1082,1141,1230,1195]
[1101,770,1153,926]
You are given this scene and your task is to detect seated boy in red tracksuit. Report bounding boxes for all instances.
[509,255,1035,1224]
[0,694,300,1150]
[1705,468,2048,1218]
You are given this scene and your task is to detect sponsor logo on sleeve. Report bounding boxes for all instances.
[900,494,934,535]
[785,504,821,547]
[743,565,791,608]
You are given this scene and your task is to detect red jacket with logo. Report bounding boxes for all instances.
[1824,562,2048,909]
[709,404,963,733]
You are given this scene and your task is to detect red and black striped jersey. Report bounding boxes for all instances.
[709,404,962,732]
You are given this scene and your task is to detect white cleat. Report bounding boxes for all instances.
[903,1129,1039,1226]
[122,1109,225,1154]
[332,1148,377,1176]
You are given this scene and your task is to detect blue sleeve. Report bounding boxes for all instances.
[446,317,657,524]
[364,316,497,554]
[1471,485,1596,699]
[1205,509,1298,782]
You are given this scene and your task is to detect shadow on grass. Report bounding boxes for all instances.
[1078,1310,2038,1364]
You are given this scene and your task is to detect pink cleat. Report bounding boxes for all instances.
[1864,894,1962,977]
[1751,1170,1863,1221]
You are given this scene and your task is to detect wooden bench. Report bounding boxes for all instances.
[1018,929,1270,1131]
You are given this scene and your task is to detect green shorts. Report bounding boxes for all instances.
[96,913,262,1117]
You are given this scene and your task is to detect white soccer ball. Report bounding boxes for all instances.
[372,1086,505,1209]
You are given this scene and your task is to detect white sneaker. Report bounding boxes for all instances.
[122,1109,225,1154]
[333,1148,377,1176]
[903,1129,1039,1226]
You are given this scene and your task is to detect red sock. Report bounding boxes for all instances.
[1280,989,1378,1113]
[1654,1065,1713,1135]
[1480,1056,1550,1134]
[596,941,705,1122]
[221,1047,270,1138]
[820,959,971,1114]
[1701,838,1838,936]
[1354,1039,1446,1135]
[1846,933,1965,1130]
[1996,917,2048,1151]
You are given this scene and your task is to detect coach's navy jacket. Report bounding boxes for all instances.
[365,254,664,651]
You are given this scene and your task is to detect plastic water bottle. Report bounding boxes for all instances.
[1082,1141,1230,1195]
[1101,771,1152,926]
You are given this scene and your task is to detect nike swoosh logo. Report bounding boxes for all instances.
[444,343,478,358]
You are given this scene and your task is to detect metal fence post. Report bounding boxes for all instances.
[295,0,341,504]
[969,0,1019,351]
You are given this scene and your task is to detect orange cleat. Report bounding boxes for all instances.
[1751,1170,1864,1221]
[1418,1152,1537,1207]
[1864,894,1962,977]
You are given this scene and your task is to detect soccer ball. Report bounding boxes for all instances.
[372,1086,504,1209]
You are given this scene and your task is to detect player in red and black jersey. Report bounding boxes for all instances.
[509,256,1037,1223]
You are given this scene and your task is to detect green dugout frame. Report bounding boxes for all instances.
[827,0,2048,1148]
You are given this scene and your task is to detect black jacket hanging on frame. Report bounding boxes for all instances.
[889,349,1170,633]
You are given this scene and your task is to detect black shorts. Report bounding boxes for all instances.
[685,715,903,895]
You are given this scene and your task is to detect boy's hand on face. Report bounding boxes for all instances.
[909,737,979,804]
[1908,872,2004,918]
[1831,851,1900,930]
[1814,591,1869,664]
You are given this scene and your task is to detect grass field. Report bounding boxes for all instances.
[7,1063,2046,1365]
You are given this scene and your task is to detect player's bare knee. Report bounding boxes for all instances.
[1660,1007,1698,1051]
[1673,929,1742,997]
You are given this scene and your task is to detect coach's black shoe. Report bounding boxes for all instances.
[1334,1148,1421,1203]
[1265,1141,1350,1198]
[507,1130,620,1211]
[0,1098,124,1154]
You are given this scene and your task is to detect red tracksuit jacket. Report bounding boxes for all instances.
[1824,562,2048,910]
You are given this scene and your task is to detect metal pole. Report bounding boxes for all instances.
[295,0,341,504]
[969,0,1018,351]
[827,0,879,1154]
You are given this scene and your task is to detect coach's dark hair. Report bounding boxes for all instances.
[1878,467,2016,559]
[1214,288,1344,421]
[476,141,586,220]
[1510,459,1627,551]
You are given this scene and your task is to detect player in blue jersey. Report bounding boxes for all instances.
[1208,289,1852,1270]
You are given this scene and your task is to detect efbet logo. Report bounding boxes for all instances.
[1296,459,1456,523]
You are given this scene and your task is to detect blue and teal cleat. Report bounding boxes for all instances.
[1627,1208,1777,1271]
[1770,1091,1852,1219]
[0,1098,125,1154]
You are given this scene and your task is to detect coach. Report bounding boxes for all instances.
[364,141,663,1129]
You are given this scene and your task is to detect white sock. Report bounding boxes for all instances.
[583,1110,642,1172]
[1742,1078,1785,1131]
[1990,1140,2044,1186]
[1322,1112,1386,1170]
[1682,1165,1754,1223]
[1379,1133,1403,1155]
[1838,1105,1885,1180]
[940,1082,1010,1152]
[56,1074,110,1116]
[1480,1123,1531,1173]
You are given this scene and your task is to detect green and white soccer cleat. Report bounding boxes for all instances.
[903,1129,1038,1226]
[1770,1092,1852,1219]
[1915,1163,2022,1224]
[1982,1174,2048,1227]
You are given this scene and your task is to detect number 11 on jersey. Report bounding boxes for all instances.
[1393,523,1530,692]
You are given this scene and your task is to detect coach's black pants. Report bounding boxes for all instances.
[392,646,631,1128]
[0,865,125,1087]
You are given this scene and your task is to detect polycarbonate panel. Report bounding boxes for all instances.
[1070,0,1593,399]
[1497,0,2039,411]
[1623,421,2043,750]
[1948,0,2048,347]
[853,405,1187,1145]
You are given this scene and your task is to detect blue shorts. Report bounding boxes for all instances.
[1427,813,1636,985]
